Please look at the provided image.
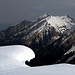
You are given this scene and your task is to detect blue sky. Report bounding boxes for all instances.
[0,0,75,24]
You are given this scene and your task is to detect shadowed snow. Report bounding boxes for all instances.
[0,64,75,75]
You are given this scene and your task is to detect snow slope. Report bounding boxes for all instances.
[46,15,75,32]
[0,45,35,70]
[0,64,75,75]
[0,45,75,75]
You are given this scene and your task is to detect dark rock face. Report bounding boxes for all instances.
[0,20,32,46]
[26,34,75,66]
[0,15,75,67]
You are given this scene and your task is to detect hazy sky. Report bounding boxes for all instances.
[0,0,75,24]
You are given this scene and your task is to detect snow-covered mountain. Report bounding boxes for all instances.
[0,14,75,66]
[0,14,75,46]
[29,14,75,35]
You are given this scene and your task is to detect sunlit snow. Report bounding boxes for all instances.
[0,45,75,75]
[0,45,35,70]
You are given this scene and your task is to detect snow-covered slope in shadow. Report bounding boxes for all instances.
[0,64,75,75]
[0,45,35,70]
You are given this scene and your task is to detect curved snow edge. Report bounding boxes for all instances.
[0,45,35,70]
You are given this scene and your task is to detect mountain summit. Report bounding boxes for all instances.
[0,14,75,66]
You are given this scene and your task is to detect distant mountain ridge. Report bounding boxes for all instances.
[0,14,75,66]
[0,23,13,30]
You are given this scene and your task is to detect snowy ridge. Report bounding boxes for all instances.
[0,45,35,70]
[46,15,75,33]
[26,14,75,39]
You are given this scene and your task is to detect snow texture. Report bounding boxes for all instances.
[0,45,35,70]
[46,15,75,33]
[0,64,75,75]
[0,45,75,75]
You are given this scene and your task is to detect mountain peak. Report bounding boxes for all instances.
[0,14,75,66]
[39,14,49,18]
[45,15,75,33]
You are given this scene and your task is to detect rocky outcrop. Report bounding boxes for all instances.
[26,32,75,66]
